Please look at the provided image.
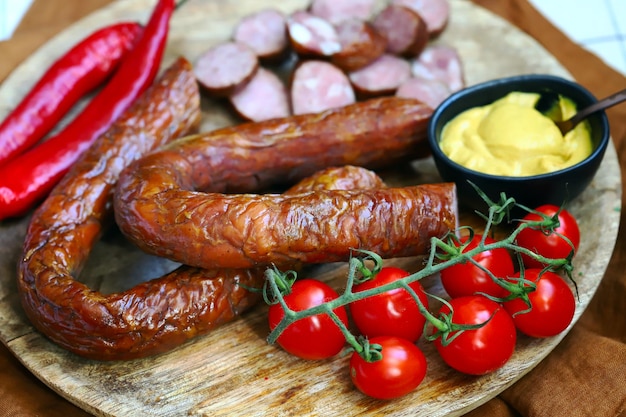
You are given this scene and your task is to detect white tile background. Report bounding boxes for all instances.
[1,0,625,76]
[529,0,626,76]
[0,0,32,41]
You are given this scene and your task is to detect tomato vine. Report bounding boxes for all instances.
[263,189,578,361]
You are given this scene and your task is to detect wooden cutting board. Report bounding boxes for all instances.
[0,1,622,416]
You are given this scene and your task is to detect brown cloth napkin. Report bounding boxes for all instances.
[1,1,625,416]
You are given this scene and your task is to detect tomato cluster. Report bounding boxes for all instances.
[266,204,581,400]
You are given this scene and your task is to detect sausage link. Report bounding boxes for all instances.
[18,57,206,360]
[114,97,457,270]
[19,78,387,364]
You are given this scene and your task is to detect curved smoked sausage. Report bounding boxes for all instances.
[113,97,457,270]
[17,61,400,362]
[18,58,208,360]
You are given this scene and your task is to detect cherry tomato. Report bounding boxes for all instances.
[434,295,516,375]
[516,204,580,268]
[440,234,514,299]
[503,269,576,338]
[268,279,348,360]
[350,336,427,400]
[349,266,428,342]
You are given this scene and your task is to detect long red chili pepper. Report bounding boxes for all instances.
[0,0,175,221]
[0,22,142,167]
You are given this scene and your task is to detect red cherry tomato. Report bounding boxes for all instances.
[434,295,517,375]
[440,234,514,299]
[503,269,576,338]
[268,279,348,360]
[350,266,428,342]
[516,204,580,268]
[350,336,427,400]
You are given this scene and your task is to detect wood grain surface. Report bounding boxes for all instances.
[0,1,621,416]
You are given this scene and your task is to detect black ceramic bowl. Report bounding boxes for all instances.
[427,74,610,213]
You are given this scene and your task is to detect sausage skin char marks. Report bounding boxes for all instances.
[113,97,457,271]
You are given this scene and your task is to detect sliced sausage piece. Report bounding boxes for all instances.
[291,60,355,115]
[391,0,450,37]
[308,0,378,25]
[410,44,465,92]
[287,10,341,58]
[349,54,411,98]
[331,19,387,72]
[230,68,291,122]
[232,8,290,63]
[372,5,429,58]
[194,41,259,97]
[396,77,451,109]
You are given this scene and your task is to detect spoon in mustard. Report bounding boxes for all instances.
[535,87,626,135]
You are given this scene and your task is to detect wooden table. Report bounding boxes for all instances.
[0,1,626,415]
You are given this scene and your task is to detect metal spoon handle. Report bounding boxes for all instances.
[569,87,626,126]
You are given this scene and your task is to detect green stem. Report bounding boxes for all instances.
[264,196,577,349]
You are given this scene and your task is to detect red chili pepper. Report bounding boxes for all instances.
[0,0,175,221]
[0,22,142,167]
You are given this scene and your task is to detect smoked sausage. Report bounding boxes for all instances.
[194,41,259,97]
[391,0,450,38]
[287,11,341,58]
[372,5,429,57]
[20,98,392,363]
[410,44,465,92]
[230,67,291,121]
[308,0,377,25]
[233,8,290,64]
[291,60,356,114]
[17,60,403,361]
[331,19,387,72]
[113,97,457,270]
[348,54,412,98]
[18,58,208,360]
[396,77,451,109]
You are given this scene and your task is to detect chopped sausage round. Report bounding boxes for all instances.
[349,54,412,98]
[233,8,290,63]
[194,41,259,97]
[291,60,356,115]
[331,19,387,72]
[396,77,451,109]
[410,44,465,92]
[308,0,378,25]
[287,10,341,58]
[372,5,429,57]
[391,0,450,37]
[230,68,291,122]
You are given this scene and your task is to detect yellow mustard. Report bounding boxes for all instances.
[439,92,593,176]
